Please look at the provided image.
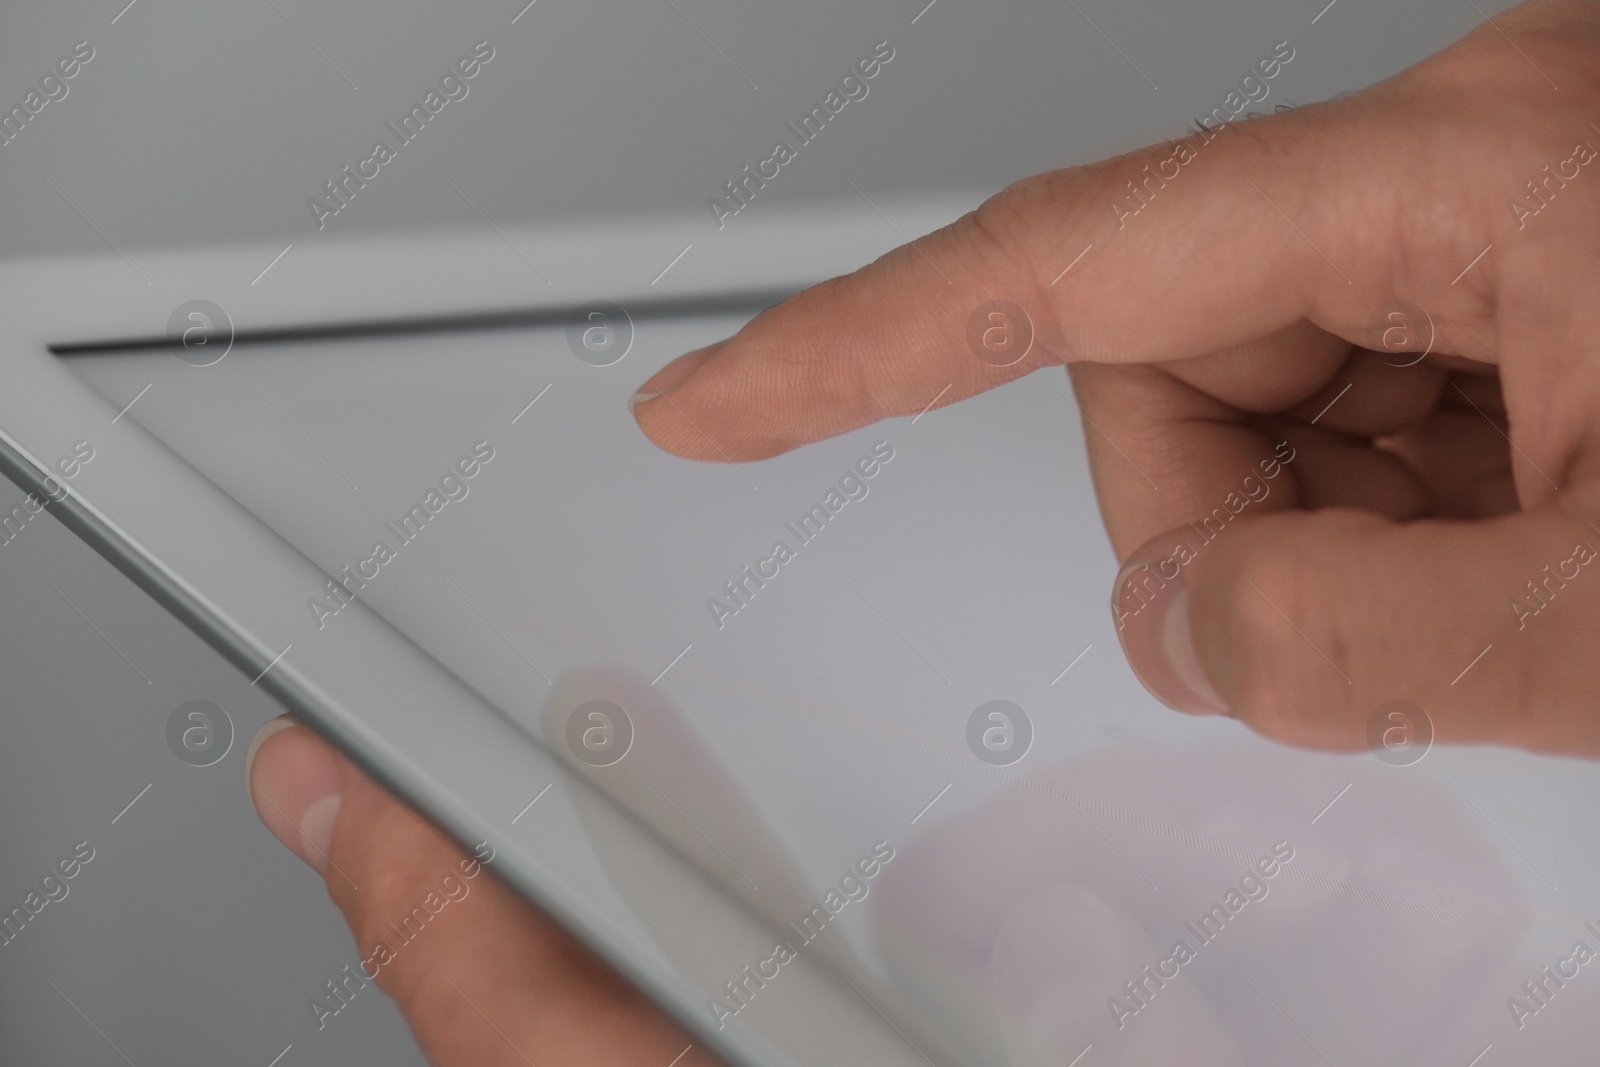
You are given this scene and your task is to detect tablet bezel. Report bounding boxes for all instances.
[0,192,978,1067]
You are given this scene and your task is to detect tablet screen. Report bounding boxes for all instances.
[65,308,1600,1065]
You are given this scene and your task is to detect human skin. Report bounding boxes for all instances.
[250,2,1600,1062]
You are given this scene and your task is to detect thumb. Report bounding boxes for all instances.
[245,717,716,1067]
[1112,505,1600,755]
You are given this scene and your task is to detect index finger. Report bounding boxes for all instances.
[629,99,1441,461]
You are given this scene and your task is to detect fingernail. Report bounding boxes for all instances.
[1111,532,1230,716]
[243,715,296,779]
[628,347,713,412]
[246,716,342,875]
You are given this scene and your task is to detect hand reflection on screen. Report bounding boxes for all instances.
[872,741,1527,1066]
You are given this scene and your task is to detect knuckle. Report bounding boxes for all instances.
[967,169,1094,267]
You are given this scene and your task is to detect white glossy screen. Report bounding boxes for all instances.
[66,314,1600,1066]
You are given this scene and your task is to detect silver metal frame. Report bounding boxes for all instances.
[0,193,975,1067]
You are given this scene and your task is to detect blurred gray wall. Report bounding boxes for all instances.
[0,492,430,1065]
[0,0,1495,257]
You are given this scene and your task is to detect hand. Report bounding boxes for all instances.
[630,0,1600,758]
[872,739,1527,1065]
[248,4,1600,1063]
[244,716,720,1067]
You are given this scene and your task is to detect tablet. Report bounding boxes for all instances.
[7,199,1600,1066]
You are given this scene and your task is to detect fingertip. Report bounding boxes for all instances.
[628,347,714,413]
[243,714,297,782]
[246,716,343,876]
[1112,529,1232,717]
[630,346,738,459]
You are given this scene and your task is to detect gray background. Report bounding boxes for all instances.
[0,493,431,1066]
[0,0,1490,256]
[0,0,1518,1064]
